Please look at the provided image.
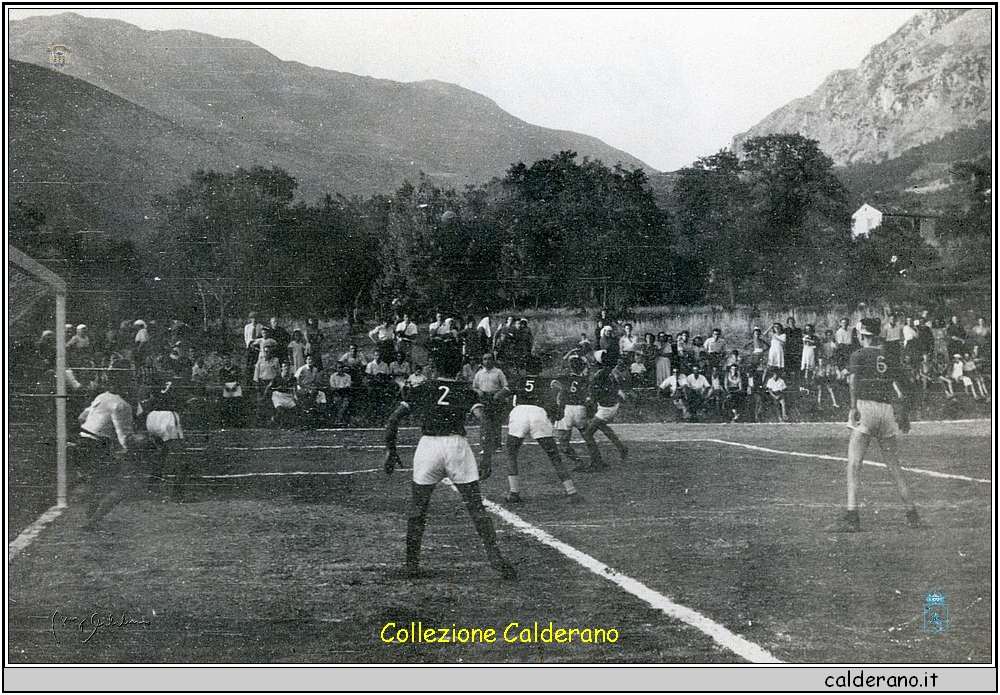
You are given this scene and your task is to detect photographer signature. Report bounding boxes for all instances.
[51,609,150,642]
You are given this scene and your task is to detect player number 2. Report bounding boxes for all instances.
[436,385,451,405]
[876,355,888,374]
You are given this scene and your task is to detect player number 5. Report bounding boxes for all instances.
[524,379,535,392]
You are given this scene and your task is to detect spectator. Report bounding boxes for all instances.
[767,322,786,371]
[618,323,639,357]
[327,362,353,426]
[134,320,150,363]
[765,369,789,421]
[268,362,298,427]
[267,317,291,362]
[703,328,727,370]
[428,312,446,336]
[295,354,326,425]
[834,317,853,371]
[243,312,262,382]
[629,353,648,386]
[882,314,903,364]
[288,330,308,374]
[744,327,767,373]
[723,364,746,421]
[785,317,803,379]
[654,334,674,386]
[682,364,711,420]
[660,366,687,418]
[801,324,818,382]
[389,351,412,395]
[220,353,245,428]
[946,316,967,354]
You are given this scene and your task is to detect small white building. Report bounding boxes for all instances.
[851,204,882,239]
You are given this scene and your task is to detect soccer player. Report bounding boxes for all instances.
[141,379,187,498]
[577,350,629,472]
[554,356,590,463]
[76,376,135,528]
[471,352,508,481]
[383,339,516,580]
[828,318,921,532]
[504,372,580,504]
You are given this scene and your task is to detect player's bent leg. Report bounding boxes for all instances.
[537,437,578,498]
[455,482,517,579]
[579,418,605,472]
[595,419,628,462]
[556,428,579,461]
[405,483,435,576]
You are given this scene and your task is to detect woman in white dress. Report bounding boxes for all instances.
[767,322,786,370]
[800,324,818,381]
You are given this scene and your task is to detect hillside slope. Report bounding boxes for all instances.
[9,12,651,203]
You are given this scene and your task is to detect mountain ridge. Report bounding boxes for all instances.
[8,12,651,206]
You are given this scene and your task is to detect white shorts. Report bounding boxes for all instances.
[595,403,620,422]
[507,404,554,440]
[557,404,588,432]
[852,399,899,438]
[412,435,479,486]
[146,411,183,442]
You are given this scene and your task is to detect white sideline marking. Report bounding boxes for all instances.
[181,444,417,453]
[482,497,782,664]
[201,468,382,479]
[8,504,66,562]
[658,439,990,484]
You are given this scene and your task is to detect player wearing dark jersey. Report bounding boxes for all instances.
[503,373,579,504]
[384,339,516,579]
[553,356,589,462]
[828,318,921,532]
[577,350,629,472]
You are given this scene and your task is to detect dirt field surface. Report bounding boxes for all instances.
[7,420,993,664]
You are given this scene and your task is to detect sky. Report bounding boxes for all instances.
[7,6,919,172]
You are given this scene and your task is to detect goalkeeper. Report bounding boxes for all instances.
[827,317,921,533]
[383,338,516,580]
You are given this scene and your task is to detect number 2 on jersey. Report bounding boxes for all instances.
[436,385,451,405]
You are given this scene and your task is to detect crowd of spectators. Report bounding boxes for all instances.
[15,306,990,429]
[588,309,991,422]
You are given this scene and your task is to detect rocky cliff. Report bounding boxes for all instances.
[733,9,992,166]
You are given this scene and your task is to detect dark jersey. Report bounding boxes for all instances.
[404,379,476,436]
[554,373,588,406]
[589,367,622,408]
[849,346,900,403]
[513,375,562,419]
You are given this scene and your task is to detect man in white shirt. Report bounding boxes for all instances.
[703,328,727,370]
[659,366,689,420]
[683,364,712,419]
[472,353,509,477]
[76,379,135,528]
[618,323,638,356]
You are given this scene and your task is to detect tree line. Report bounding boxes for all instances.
[9,133,987,326]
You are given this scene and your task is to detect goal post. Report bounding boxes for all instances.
[8,244,68,507]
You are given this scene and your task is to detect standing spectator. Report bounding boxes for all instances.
[969,317,990,358]
[931,319,949,360]
[395,313,419,357]
[767,322,786,371]
[514,318,534,371]
[267,317,291,364]
[654,333,674,387]
[915,318,935,359]
[703,328,727,371]
[253,345,281,424]
[744,327,767,373]
[134,320,150,364]
[472,353,509,479]
[834,318,854,372]
[784,317,803,381]
[902,317,918,354]
[801,324,818,382]
[428,312,446,336]
[946,316,967,355]
[220,353,245,428]
[243,312,262,383]
[882,314,903,365]
[288,330,309,374]
[618,323,639,358]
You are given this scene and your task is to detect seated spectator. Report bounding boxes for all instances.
[962,353,983,399]
[295,354,326,424]
[389,351,412,394]
[659,366,688,420]
[618,323,639,357]
[765,369,789,421]
[629,353,648,387]
[681,364,712,420]
[268,362,298,428]
[327,362,353,426]
[723,364,746,421]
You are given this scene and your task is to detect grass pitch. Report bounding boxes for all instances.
[7,421,992,664]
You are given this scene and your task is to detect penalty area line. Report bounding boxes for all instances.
[481,497,782,664]
[657,439,990,484]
